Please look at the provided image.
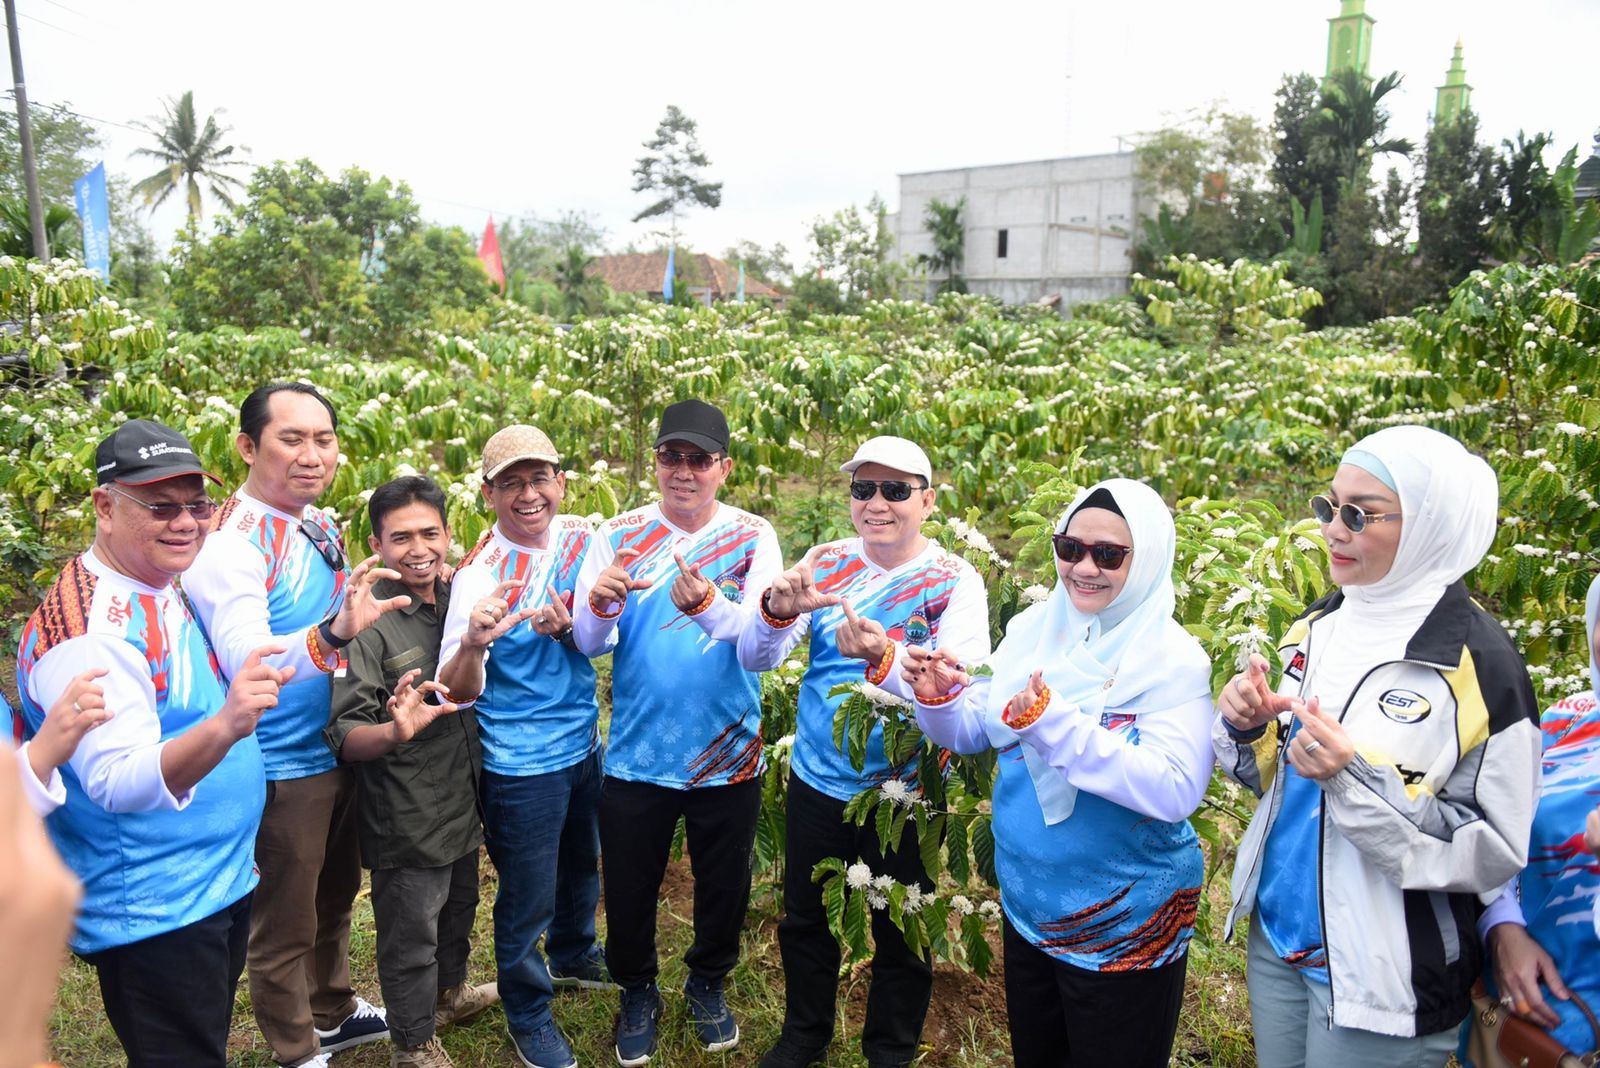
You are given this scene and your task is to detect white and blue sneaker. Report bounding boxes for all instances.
[313,996,388,1053]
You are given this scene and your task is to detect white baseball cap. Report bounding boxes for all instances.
[839,436,932,485]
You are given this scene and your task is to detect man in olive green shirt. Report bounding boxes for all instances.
[326,477,497,1068]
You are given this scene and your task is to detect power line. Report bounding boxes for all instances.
[3,11,86,38]
[0,91,146,135]
[31,0,89,17]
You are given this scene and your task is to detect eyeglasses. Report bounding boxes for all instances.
[849,479,925,503]
[1310,494,1401,534]
[107,484,217,523]
[490,473,558,494]
[655,448,721,472]
[1052,535,1133,571]
[299,518,348,572]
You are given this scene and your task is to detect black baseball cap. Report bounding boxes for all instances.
[654,399,729,454]
[95,419,222,487]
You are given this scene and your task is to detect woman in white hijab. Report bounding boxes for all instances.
[902,478,1215,1068]
[1215,425,1542,1068]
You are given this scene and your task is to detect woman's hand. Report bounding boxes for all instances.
[1285,697,1355,780]
[1219,653,1296,732]
[900,646,970,702]
[1488,922,1569,1029]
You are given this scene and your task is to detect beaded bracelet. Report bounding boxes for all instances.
[1003,684,1052,730]
[306,627,339,674]
[588,592,624,620]
[918,685,966,707]
[863,641,897,685]
[683,583,718,617]
[759,590,799,629]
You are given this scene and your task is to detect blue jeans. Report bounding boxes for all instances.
[481,749,603,1036]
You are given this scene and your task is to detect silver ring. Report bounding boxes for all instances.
[72,701,84,714]
[1500,995,1515,1010]
[536,613,546,624]
[1302,739,1323,755]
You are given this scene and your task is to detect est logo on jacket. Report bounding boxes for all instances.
[1378,688,1431,724]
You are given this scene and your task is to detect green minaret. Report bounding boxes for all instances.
[1434,39,1472,123]
[1325,0,1376,84]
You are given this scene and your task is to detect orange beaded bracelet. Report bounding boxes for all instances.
[1003,684,1052,730]
[306,627,339,674]
[759,590,799,629]
[588,592,624,619]
[863,641,897,685]
[683,583,718,617]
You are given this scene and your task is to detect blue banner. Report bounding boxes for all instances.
[662,245,675,302]
[73,163,111,281]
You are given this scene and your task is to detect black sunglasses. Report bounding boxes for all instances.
[849,479,925,503]
[107,484,217,523]
[1052,534,1133,571]
[655,448,721,472]
[299,518,348,573]
[1310,494,1401,534]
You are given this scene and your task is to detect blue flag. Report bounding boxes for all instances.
[736,261,746,303]
[73,163,111,281]
[662,246,675,302]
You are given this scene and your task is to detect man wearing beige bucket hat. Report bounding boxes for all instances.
[436,425,605,1068]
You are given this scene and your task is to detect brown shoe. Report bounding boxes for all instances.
[434,981,500,1029]
[392,1038,454,1068]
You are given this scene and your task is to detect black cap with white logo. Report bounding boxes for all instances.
[95,419,222,486]
[655,399,730,454]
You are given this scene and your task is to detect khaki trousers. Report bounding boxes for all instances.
[248,767,362,1064]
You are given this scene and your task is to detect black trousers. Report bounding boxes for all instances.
[599,774,761,990]
[370,850,481,1047]
[778,774,933,1066]
[81,892,252,1068]
[1002,915,1188,1068]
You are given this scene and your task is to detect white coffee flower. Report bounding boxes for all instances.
[846,863,873,890]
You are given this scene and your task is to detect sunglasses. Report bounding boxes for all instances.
[1052,534,1133,571]
[1310,494,1401,534]
[849,479,925,503]
[655,448,721,472]
[108,484,217,523]
[299,518,348,573]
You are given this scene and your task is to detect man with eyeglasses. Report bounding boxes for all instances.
[571,399,782,1066]
[15,419,290,1066]
[436,425,605,1068]
[738,435,991,1068]
[185,383,407,1068]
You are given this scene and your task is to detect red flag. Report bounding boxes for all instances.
[478,218,505,292]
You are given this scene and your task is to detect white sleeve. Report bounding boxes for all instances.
[913,675,994,755]
[1476,880,1526,941]
[437,565,494,705]
[692,525,785,644]
[1011,690,1216,824]
[183,534,318,682]
[736,597,811,672]
[15,743,66,817]
[873,566,992,702]
[571,532,620,657]
[27,636,189,813]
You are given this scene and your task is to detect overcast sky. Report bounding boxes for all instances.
[10,0,1598,265]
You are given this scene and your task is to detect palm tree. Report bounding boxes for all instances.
[1316,70,1414,193]
[918,197,967,295]
[131,91,249,220]
[554,245,602,319]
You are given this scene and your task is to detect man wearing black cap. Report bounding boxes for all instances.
[573,399,783,1066]
[14,419,290,1067]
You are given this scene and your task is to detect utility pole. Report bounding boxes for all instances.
[4,0,49,260]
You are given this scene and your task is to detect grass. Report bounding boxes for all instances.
[47,851,1255,1067]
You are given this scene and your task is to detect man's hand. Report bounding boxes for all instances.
[589,547,654,614]
[901,646,971,703]
[530,583,574,638]
[387,669,459,744]
[835,598,889,664]
[1489,922,1569,1029]
[1218,653,1296,732]
[329,555,411,642]
[28,668,113,785]
[765,546,842,620]
[463,580,540,650]
[670,552,713,614]
[1285,697,1354,781]
[218,645,293,741]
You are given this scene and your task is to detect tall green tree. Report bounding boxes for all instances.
[0,102,101,206]
[1271,74,1342,226]
[919,197,966,295]
[722,239,792,287]
[804,194,911,311]
[1416,110,1498,289]
[1488,132,1557,260]
[630,105,722,246]
[131,91,249,220]
[1314,70,1414,193]
[553,245,608,319]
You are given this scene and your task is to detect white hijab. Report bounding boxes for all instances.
[1310,426,1500,703]
[1586,574,1600,708]
[987,478,1210,823]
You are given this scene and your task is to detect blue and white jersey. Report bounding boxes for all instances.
[184,489,349,780]
[738,538,990,802]
[439,518,599,776]
[16,550,263,954]
[574,502,782,788]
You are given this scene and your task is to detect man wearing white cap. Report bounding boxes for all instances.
[738,436,991,1068]
[436,425,604,1068]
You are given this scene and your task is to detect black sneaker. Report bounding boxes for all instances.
[758,1037,829,1068]
[614,983,661,1066]
[684,974,739,1052]
[550,946,620,991]
[312,996,388,1053]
